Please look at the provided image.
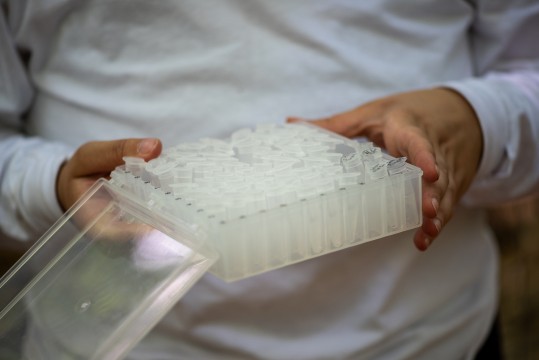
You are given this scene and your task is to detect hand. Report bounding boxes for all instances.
[288,88,483,251]
[56,138,162,212]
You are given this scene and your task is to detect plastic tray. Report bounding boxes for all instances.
[110,123,423,280]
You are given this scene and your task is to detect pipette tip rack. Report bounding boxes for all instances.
[110,123,423,281]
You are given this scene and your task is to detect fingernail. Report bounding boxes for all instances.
[137,138,158,155]
[424,236,431,249]
[287,117,304,123]
[433,218,442,233]
[431,198,439,214]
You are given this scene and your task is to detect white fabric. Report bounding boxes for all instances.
[1,0,538,359]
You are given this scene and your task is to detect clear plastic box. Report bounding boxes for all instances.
[0,180,217,360]
[0,123,422,359]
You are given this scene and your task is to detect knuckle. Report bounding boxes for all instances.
[112,140,129,160]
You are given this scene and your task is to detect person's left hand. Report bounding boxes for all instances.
[288,88,483,250]
[56,138,162,212]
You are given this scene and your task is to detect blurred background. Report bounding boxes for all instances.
[1,194,538,359]
[488,194,539,360]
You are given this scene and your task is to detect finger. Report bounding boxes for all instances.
[411,146,438,183]
[413,228,431,252]
[414,174,456,250]
[421,156,449,218]
[429,173,456,234]
[384,122,442,224]
[384,119,439,183]
[287,109,367,138]
[414,215,443,251]
[70,138,162,177]
[287,115,350,134]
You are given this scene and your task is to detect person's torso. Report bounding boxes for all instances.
[10,1,496,359]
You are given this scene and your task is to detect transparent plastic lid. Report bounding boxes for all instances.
[0,180,217,360]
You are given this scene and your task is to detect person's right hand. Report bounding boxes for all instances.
[56,138,162,212]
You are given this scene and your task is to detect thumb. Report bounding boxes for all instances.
[287,116,349,134]
[69,138,162,177]
[287,109,367,139]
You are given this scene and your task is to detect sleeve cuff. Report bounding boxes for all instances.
[3,139,73,241]
[443,78,512,184]
[29,144,73,227]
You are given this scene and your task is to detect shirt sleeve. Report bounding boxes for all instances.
[444,0,539,207]
[0,6,72,242]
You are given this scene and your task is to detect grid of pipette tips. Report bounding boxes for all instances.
[110,123,422,281]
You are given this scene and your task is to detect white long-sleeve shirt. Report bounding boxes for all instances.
[1,1,538,359]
